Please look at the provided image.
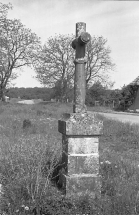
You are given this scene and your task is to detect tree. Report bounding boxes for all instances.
[52,79,74,102]
[34,34,75,101]
[86,36,115,87]
[0,2,12,21]
[86,81,107,106]
[0,18,41,100]
[116,85,138,111]
[34,34,114,101]
[107,89,121,108]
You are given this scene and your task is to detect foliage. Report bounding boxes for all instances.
[115,85,139,111]
[0,2,12,21]
[7,87,54,101]
[86,36,115,86]
[0,15,41,100]
[52,79,74,102]
[34,34,75,101]
[34,34,115,101]
[86,81,108,106]
[107,88,122,108]
[86,81,121,108]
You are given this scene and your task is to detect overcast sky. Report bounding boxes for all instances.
[1,0,139,89]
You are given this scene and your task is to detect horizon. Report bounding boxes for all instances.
[1,0,139,90]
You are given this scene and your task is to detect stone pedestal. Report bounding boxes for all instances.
[58,112,103,198]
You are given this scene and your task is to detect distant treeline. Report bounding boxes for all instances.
[6,83,139,111]
[6,87,54,101]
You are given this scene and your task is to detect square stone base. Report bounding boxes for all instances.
[65,174,101,198]
[58,112,103,198]
[68,155,99,175]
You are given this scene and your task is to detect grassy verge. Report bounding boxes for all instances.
[87,105,113,113]
[0,102,139,214]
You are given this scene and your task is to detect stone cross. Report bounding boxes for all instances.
[72,22,90,113]
[58,22,103,198]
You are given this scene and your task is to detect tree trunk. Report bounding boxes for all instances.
[0,86,6,102]
[2,94,5,102]
[60,79,68,102]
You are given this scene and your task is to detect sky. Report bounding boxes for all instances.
[1,0,139,89]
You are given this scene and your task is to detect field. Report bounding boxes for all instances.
[0,101,139,214]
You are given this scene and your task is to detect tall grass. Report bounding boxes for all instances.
[0,102,139,214]
[0,102,62,214]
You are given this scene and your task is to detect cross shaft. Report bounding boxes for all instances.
[72,22,90,113]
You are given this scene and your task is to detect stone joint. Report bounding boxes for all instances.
[58,112,103,136]
[74,58,87,64]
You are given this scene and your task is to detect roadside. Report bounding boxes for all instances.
[97,112,139,125]
[105,110,139,116]
[17,99,42,104]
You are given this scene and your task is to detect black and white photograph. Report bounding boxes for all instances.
[0,0,139,214]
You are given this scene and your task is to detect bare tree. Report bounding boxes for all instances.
[0,18,41,100]
[34,34,75,101]
[34,34,115,100]
[86,36,115,87]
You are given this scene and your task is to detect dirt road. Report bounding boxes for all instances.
[99,112,139,125]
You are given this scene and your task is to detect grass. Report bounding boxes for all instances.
[87,105,114,113]
[99,115,139,215]
[0,101,139,214]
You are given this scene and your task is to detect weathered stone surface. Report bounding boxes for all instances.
[58,112,103,136]
[68,154,99,175]
[73,61,86,113]
[58,22,102,198]
[65,174,101,198]
[68,137,99,154]
[71,23,90,113]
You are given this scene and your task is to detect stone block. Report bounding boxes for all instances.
[58,112,103,136]
[58,111,103,198]
[68,154,99,175]
[65,174,101,198]
[68,137,99,154]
